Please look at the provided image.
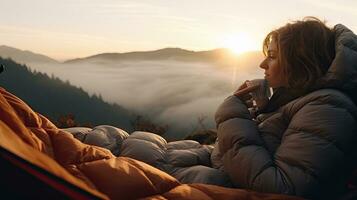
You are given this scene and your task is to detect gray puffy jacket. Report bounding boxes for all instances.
[213,24,357,199]
[63,126,232,187]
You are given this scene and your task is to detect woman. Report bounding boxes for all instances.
[213,17,357,199]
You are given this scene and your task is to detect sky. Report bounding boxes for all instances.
[1,0,357,61]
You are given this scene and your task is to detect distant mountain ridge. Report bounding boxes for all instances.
[0,45,59,64]
[0,45,263,67]
[64,47,238,64]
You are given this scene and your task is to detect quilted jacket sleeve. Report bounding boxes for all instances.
[215,92,357,199]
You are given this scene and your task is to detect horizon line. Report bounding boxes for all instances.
[0,44,262,62]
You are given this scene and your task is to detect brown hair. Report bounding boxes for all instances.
[263,17,335,90]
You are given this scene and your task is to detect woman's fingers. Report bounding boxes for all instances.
[234,84,259,97]
[237,80,249,91]
[234,80,249,94]
[234,81,260,108]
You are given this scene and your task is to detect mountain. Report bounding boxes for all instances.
[64,47,241,64]
[0,45,59,64]
[0,57,133,131]
[0,45,264,69]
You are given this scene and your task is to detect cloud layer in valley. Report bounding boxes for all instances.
[25,55,263,139]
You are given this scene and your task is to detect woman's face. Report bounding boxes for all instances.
[259,38,287,88]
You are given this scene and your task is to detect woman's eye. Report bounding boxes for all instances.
[268,55,275,59]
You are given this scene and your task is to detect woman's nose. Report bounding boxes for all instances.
[259,59,268,69]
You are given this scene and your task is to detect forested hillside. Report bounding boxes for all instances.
[0,57,133,131]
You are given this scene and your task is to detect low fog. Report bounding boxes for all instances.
[27,57,263,139]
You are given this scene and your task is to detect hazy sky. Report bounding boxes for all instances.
[1,0,357,60]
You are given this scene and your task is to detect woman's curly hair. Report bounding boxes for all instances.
[263,17,335,90]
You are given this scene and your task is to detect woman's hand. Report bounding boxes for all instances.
[234,81,260,108]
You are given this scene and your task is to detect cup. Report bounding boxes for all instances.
[246,79,271,109]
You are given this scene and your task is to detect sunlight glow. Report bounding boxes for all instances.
[221,33,257,55]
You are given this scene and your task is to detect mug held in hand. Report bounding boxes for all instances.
[246,79,271,109]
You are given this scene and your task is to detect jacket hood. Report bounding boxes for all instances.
[318,24,357,103]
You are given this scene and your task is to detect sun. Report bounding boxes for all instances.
[221,33,257,55]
